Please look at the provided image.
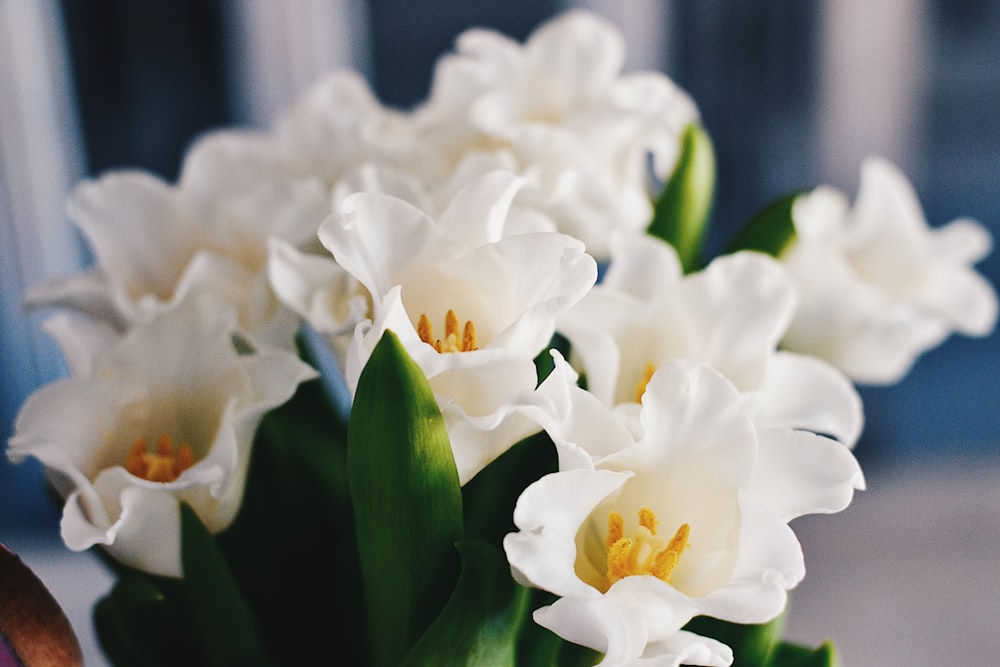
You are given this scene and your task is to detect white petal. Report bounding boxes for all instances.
[40,313,121,377]
[601,233,683,303]
[8,377,129,480]
[534,596,647,665]
[533,352,636,467]
[678,252,796,391]
[179,129,282,204]
[504,468,631,598]
[321,192,453,298]
[67,171,205,298]
[755,351,864,448]
[750,428,864,521]
[23,269,125,329]
[331,163,433,214]
[628,363,756,484]
[63,485,183,578]
[437,169,524,245]
[932,216,993,264]
[643,630,733,667]
[459,232,596,353]
[697,494,804,624]
[268,238,367,335]
[919,261,998,337]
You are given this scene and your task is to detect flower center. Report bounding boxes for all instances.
[605,507,689,589]
[124,434,194,483]
[634,363,657,402]
[417,309,478,353]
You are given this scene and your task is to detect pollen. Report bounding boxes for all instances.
[634,363,657,403]
[124,433,194,483]
[417,309,478,353]
[605,508,690,589]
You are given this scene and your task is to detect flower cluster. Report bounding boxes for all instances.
[5,10,996,667]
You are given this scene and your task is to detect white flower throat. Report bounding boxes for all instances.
[125,434,194,483]
[635,363,657,402]
[605,507,690,590]
[417,309,478,353]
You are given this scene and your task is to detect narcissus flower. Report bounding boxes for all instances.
[505,359,863,666]
[413,10,699,259]
[779,156,998,384]
[26,131,330,351]
[558,233,864,448]
[315,171,597,483]
[7,301,317,577]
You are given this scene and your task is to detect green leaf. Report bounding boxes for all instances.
[683,614,785,667]
[725,191,802,258]
[647,123,716,273]
[462,431,558,550]
[179,503,269,667]
[401,540,529,667]
[770,641,839,667]
[94,573,198,666]
[533,333,571,387]
[348,330,464,667]
[215,360,366,664]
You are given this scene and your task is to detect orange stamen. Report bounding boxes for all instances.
[417,309,478,353]
[124,434,194,483]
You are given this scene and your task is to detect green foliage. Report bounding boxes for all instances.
[215,353,364,665]
[683,615,838,667]
[94,505,271,667]
[725,191,802,258]
[94,574,197,666]
[648,123,717,273]
[348,330,464,667]
[402,540,529,667]
[462,431,558,550]
[178,503,269,667]
[770,641,839,667]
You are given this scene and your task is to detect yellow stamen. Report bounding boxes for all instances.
[604,507,690,588]
[445,309,459,340]
[638,506,657,533]
[124,434,194,483]
[634,363,657,402]
[417,309,478,353]
[606,511,625,549]
[417,314,433,346]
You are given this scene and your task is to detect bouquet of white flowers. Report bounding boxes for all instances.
[3,10,996,667]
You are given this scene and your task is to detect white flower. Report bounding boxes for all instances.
[505,359,863,666]
[273,69,427,186]
[6,300,317,577]
[779,156,998,384]
[414,10,699,259]
[316,171,596,484]
[27,130,330,350]
[558,233,864,448]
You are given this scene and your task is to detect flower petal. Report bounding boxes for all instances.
[750,428,865,521]
[268,238,367,335]
[504,468,631,599]
[755,351,864,448]
[697,493,804,624]
[67,171,205,299]
[62,485,183,577]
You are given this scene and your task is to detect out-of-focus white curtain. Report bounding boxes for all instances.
[220,0,372,129]
[0,0,87,443]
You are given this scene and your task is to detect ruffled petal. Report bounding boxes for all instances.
[504,468,631,598]
[750,428,865,521]
[755,351,864,448]
[67,171,206,299]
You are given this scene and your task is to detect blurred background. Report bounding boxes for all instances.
[1,1,998,665]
